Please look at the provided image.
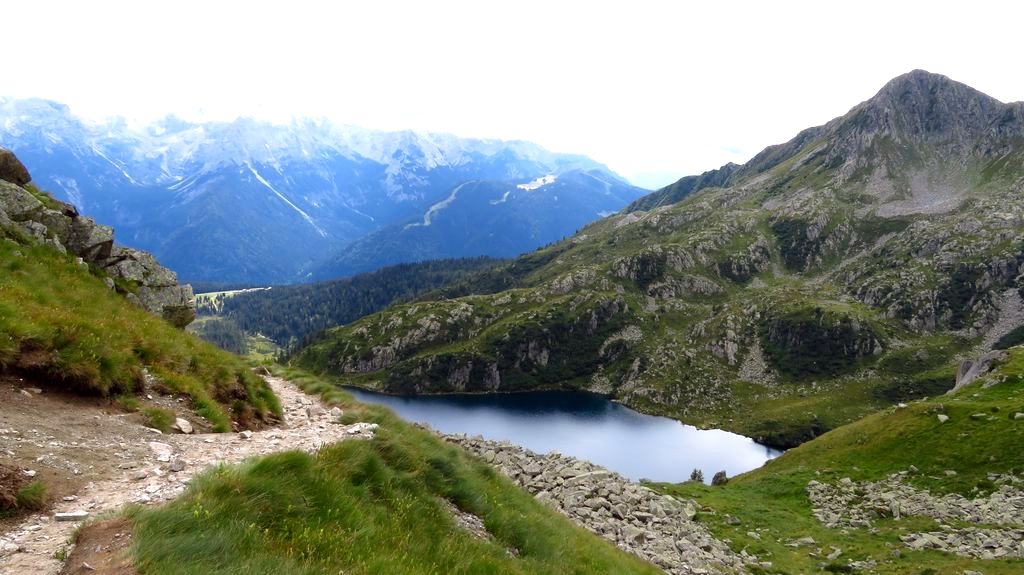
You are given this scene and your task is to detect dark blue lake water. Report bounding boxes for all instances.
[346,388,782,483]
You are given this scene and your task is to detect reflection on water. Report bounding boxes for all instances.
[346,388,781,483]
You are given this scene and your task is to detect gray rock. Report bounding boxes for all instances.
[0,181,42,219]
[148,441,173,462]
[16,220,47,241]
[173,417,193,434]
[1014,413,1024,421]
[54,511,89,522]
[937,414,950,423]
[34,208,73,245]
[950,350,1008,394]
[67,216,114,261]
[711,470,729,486]
[0,149,31,185]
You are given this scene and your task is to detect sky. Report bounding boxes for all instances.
[4,0,1024,189]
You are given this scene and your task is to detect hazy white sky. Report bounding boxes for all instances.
[4,0,1023,188]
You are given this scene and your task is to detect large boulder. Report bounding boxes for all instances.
[136,284,196,328]
[0,149,31,186]
[67,216,114,261]
[0,180,43,219]
[104,247,178,287]
[34,208,74,245]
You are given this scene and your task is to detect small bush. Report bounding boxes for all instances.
[16,480,47,511]
[143,407,175,433]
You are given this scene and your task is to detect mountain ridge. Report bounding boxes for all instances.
[629,69,1024,213]
[292,70,1024,449]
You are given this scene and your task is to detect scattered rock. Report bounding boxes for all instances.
[148,441,173,462]
[711,470,729,486]
[1014,413,1024,421]
[173,418,193,435]
[54,511,90,522]
[446,434,747,574]
[937,414,950,423]
[238,430,253,440]
[790,536,816,547]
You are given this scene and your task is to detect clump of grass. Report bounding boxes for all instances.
[143,407,175,433]
[130,367,659,575]
[16,480,47,511]
[114,394,141,412]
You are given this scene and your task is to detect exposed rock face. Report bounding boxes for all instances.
[447,433,760,574]
[950,350,1008,394]
[0,148,31,186]
[0,150,195,327]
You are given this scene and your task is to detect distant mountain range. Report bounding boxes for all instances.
[0,99,645,283]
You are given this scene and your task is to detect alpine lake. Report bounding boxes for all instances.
[346,388,781,483]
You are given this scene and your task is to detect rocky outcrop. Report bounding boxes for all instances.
[949,350,1008,394]
[0,149,195,327]
[447,434,761,574]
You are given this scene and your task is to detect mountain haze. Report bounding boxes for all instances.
[294,70,1024,447]
[0,99,638,283]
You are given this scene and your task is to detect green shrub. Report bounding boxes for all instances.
[16,480,47,511]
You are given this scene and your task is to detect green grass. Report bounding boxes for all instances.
[143,407,175,433]
[0,232,281,430]
[649,347,1024,574]
[15,480,47,511]
[127,367,660,575]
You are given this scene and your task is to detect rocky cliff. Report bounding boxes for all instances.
[0,149,195,327]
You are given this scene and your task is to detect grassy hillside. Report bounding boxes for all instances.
[652,347,1024,574]
[0,225,280,431]
[292,71,1024,449]
[126,367,661,575]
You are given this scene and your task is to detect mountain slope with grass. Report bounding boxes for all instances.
[0,153,279,432]
[652,346,1024,574]
[292,70,1024,448]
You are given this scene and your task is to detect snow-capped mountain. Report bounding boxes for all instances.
[0,98,638,283]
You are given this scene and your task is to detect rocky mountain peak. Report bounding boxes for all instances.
[842,69,1019,146]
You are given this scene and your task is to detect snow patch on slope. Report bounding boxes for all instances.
[405,181,472,229]
[490,190,512,205]
[246,162,328,238]
[517,174,557,190]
